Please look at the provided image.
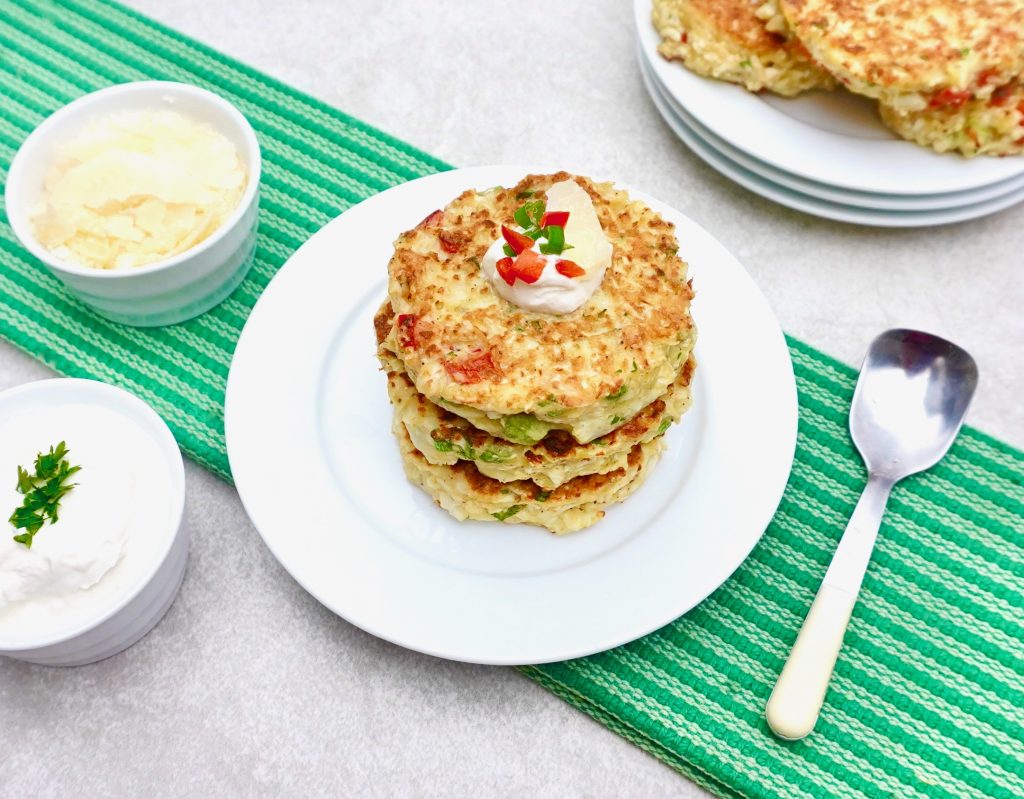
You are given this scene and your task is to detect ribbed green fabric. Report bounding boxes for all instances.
[525,340,1024,799]
[0,0,448,479]
[1,3,1021,797]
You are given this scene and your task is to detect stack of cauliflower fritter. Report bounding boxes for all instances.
[375,172,697,534]
[653,0,1024,157]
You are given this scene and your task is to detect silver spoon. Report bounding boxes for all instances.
[765,328,978,741]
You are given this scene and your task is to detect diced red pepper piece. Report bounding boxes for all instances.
[513,249,546,283]
[978,69,998,87]
[417,209,443,229]
[930,89,971,109]
[495,256,516,286]
[438,230,462,253]
[501,225,535,255]
[555,259,586,278]
[992,85,1014,106]
[396,314,419,349]
[680,31,688,43]
[539,211,570,228]
[444,349,501,384]
[1017,100,1024,116]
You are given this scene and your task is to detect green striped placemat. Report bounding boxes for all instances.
[0,0,447,478]
[1,3,1022,797]
[525,341,1024,798]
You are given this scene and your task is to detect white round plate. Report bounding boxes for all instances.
[635,0,1024,196]
[225,167,797,665]
[639,54,1024,227]
[639,44,1024,212]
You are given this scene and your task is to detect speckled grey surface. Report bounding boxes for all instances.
[1,1,1022,796]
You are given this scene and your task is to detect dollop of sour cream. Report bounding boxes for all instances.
[481,179,613,315]
[0,404,172,642]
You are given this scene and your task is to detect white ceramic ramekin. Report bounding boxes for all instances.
[4,81,261,327]
[0,378,188,666]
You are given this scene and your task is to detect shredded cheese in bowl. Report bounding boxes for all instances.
[29,109,247,270]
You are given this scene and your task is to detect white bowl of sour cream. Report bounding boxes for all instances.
[0,378,187,666]
[4,81,261,327]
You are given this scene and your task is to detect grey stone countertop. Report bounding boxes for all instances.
[2,2,1021,797]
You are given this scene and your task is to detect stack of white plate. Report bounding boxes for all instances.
[634,0,1024,227]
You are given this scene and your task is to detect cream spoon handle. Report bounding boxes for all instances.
[765,475,893,740]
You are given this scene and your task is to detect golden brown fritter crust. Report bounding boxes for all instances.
[880,79,1024,156]
[779,0,1024,108]
[382,330,696,488]
[381,172,696,442]
[395,422,664,534]
[654,0,836,96]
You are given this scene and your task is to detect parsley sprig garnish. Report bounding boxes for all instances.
[9,441,81,548]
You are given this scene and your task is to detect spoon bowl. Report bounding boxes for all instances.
[852,329,979,481]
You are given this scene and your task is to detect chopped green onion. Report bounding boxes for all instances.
[540,225,565,255]
[433,438,454,452]
[503,244,515,257]
[523,200,546,227]
[514,205,533,229]
[492,505,524,521]
[516,190,534,199]
[480,448,512,463]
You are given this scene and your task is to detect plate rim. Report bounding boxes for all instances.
[638,52,1024,228]
[643,50,1024,212]
[225,166,798,664]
